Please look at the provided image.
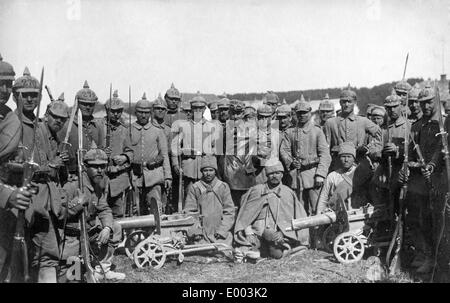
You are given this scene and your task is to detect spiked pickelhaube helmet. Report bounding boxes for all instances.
[12,67,40,94]
[0,53,15,81]
[153,93,167,109]
[394,80,412,95]
[339,84,357,102]
[384,88,402,107]
[263,91,279,105]
[76,80,98,103]
[165,83,181,100]
[105,90,124,110]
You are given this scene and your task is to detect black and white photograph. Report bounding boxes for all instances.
[0,0,450,287]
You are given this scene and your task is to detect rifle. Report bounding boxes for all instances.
[76,108,97,283]
[45,85,54,102]
[106,84,112,157]
[178,127,184,213]
[60,96,78,177]
[431,82,450,282]
[125,85,138,217]
[5,67,44,282]
[410,134,433,190]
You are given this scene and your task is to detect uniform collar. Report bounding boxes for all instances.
[73,115,96,127]
[339,112,356,121]
[262,183,282,197]
[389,116,406,128]
[133,121,152,130]
[299,120,313,133]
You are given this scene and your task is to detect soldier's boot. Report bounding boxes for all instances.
[94,263,126,281]
[416,257,434,274]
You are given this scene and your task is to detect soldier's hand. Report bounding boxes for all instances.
[314,176,324,188]
[398,167,410,185]
[165,179,172,191]
[291,159,301,169]
[272,231,284,244]
[421,164,434,179]
[59,150,70,163]
[112,155,127,166]
[104,147,112,158]
[173,165,182,176]
[97,227,111,245]
[356,145,369,156]
[246,233,259,246]
[382,143,397,156]
[77,189,89,206]
[7,187,32,210]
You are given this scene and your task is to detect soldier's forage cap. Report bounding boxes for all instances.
[384,89,401,107]
[371,106,386,117]
[418,86,435,102]
[84,148,108,165]
[230,99,244,111]
[135,93,152,112]
[190,92,207,107]
[408,83,421,101]
[208,101,218,111]
[0,53,15,80]
[153,93,167,109]
[105,90,124,110]
[165,83,181,99]
[257,104,273,117]
[264,91,279,105]
[366,103,376,114]
[294,99,312,112]
[338,142,356,158]
[76,81,98,103]
[181,100,191,111]
[243,105,256,117]
[394,80,412,94]
[265,158,284,174]
[340,84,357,102]
[13,67,40,93]
[217,98,230,109]
[276,104,292,116]
[200,155,218,171]
[319,100,334,111]
[48,100,69,118]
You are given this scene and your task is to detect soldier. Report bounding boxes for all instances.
[171,94,216,205]
[164,83,185,127]
[58,81,104,176]
[180,99,192,121]
[217,98,230,125]
[263,91,279,118]
[323,85,382,171]
[234,159,309,260]
[0,54,34,281]
[279,99,331,215]
[130,93,171,214]
[208,101,219,121]
[370,106,386,127]
[229,99,245,121]
[316,94,335,129]
[243,105,257,122]
[408,83,423,124]
[276,104,292,133]
[184,156,235,246]
[394,79,412,117]
[366,103,376,119]
[61,147,125,281]
[99,90,133,219]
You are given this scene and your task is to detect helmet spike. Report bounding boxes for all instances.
[83,80,89,89]
[23,66,31,76]
[113,89,118,98]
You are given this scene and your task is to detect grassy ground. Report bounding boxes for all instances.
[111,249,419,283]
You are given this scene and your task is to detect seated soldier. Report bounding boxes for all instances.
[184,155,235,246]
[234,158,309,260]
[61,147,125,281]
[316,142,357,214]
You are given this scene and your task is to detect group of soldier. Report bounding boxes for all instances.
[0,52,449,283]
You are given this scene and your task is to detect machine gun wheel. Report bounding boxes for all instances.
[322,225,339,253]
[333,232,365,264]
[133,237,167,269]
[125,230,150,259]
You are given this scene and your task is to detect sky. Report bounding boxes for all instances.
[1,0,450,110]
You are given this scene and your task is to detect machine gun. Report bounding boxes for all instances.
[76,109,97,283]
[4,68,44,282]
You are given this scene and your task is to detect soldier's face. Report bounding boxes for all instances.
[201,167,216,183]
[296,111,311,124]
[210,110,218,120]
[339,154,354,169]
[268,103,278,113]
[78,101,95,117]
[47,112,67,133]
[19,92,39,113]
[277,115,290,129]
[340,100,355,114]
[136,110,151,125]
[0,80,13,105]
[257,115,271,128]
[153,106,166,120]
[420,99,435,117]
[409,99,421,115]
[87,163,107,185]
[109,108,123,123]
[185,110,192,120]
[165,97,179,110]
[319,110,333,122]
[267,171,283,187]
[386,105,401,120]
[192,106,205,122]
[371,115,384,126]
[218,108,230,122]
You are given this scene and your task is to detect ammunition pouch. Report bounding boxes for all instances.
[292,157,320,171]
[62,225,101,240]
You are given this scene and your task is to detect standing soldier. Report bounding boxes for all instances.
[394,79,412,117]
[263,91,279,118]
[408,83,423,124]
[316,93,335,129]
[276,104,292,133]
[99,90,133,219]
[366,103,376,119]
[280,99,331,215]
[229,99,245,121]
[171,94,216,204]
[323,85,382,171]
[130,93,172,215]
[208,101,219,122]
[243,105,257,122]
[217,98,231,126]
[58,81,104,176]
[0,54,33,281]
[370,106,386,127]
[164,83,185,128]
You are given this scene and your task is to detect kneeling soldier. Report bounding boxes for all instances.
[61,148,125,281]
